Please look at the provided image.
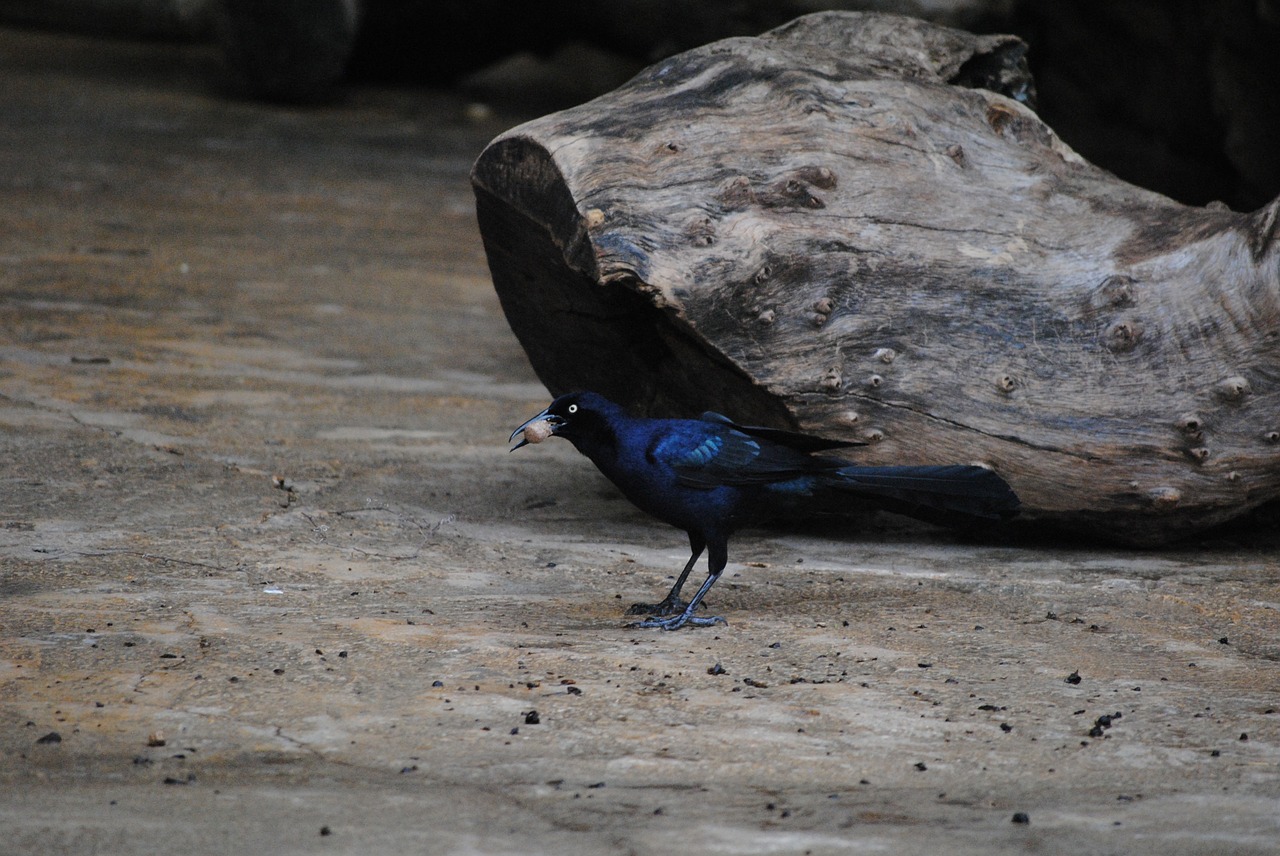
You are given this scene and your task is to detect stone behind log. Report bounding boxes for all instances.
[472,11,1280,544]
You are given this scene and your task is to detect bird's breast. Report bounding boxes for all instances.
[593,444,737,535]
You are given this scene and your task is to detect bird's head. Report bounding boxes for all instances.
[508,391,620,451]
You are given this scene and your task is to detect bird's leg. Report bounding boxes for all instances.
[625,535,704,616]
[635,539,728,631]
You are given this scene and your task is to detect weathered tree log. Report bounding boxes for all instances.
[471,11,1280,544]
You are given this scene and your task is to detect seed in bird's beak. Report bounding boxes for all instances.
[521,419,555,445]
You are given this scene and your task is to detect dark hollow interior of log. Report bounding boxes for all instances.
[476,181,791,425]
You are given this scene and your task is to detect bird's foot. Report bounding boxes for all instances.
[625,596,692,617]
[631,611,727,631]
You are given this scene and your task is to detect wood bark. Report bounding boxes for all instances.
[471,11,1280,544]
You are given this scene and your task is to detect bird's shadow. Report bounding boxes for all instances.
[754,502,1280,556]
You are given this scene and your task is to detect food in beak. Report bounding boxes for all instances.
[520,418,555,445]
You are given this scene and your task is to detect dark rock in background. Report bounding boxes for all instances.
[1014,0,1280,210]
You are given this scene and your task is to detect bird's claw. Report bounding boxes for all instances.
[625,597,692,617]
[630,612,727,631]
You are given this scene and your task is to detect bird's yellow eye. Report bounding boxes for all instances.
[568,404,578,414]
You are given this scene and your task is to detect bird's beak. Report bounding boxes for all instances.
[509,407,564,451]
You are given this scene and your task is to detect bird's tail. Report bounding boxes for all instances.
[831,464,1019,522]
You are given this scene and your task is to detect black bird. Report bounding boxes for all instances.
[510,391,1018,630]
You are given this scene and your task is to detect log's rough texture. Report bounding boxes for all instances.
[472,11,1280,544]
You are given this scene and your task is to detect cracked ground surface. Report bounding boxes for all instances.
[2,25,1279,856]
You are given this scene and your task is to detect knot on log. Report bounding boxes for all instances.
[1216,376,1252,401]
[717,166,837,212]
[1176,413,1205,441]
[1093,275,1138,310]
[1104,319,1145,353]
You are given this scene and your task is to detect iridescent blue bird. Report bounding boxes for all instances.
[511,391,1018,630]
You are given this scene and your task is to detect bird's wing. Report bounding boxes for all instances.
[699,411,863,453]
[650,422,821,489]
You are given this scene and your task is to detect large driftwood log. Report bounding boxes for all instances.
[472,11,1280,544]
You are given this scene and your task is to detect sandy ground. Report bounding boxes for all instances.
[2,26,1279,856]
